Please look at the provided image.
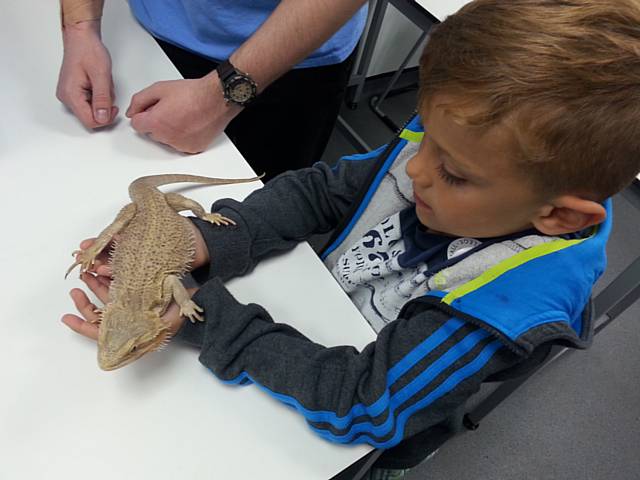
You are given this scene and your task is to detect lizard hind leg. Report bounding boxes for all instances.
[163,275,204,323]
[65,203,137,279]
[165,192,236,226]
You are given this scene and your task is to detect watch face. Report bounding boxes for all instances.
[228,75,257,105]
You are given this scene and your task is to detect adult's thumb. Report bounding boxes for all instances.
[89,73,114,125]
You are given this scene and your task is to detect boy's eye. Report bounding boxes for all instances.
[436,163,467,186]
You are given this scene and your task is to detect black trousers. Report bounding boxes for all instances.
[155,39,355,181]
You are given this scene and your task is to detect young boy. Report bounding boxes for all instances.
[63,0,640,477]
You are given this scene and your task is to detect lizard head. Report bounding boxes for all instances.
[97,306,171,371]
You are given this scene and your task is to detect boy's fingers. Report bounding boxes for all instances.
[79,238,96,250]
[80,272,109,305]
[96,274,112,288]
[61,314,99,341]
[77,238,114,276]
[70,287,101,323]
[79,234,120,249]
[95,264,113,278]
[79,235,120,248]
[88,256,111,276]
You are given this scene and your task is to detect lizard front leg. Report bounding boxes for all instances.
[165,192,235,226]
[65,203,137,278]
[163,275,204,323]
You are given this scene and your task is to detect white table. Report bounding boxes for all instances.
[0,2,376,479]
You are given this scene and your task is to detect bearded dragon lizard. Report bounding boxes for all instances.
[65,173,261,371]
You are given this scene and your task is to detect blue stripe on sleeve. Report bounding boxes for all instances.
[309,329,491,439]
[215,318,466,423]
[211,323,500,446]
[312,339,503,447]
[387,318,466,384]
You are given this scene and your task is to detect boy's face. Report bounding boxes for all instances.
[406,95,546,238]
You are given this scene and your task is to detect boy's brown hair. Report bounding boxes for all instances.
[419,0,640,200]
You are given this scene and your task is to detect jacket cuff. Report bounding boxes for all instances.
[174,277,238,347]
[189,203,252,284]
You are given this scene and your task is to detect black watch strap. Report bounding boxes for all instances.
[216,59,237,82]
[216,60,258,106]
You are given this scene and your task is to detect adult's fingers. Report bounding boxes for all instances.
[126,83,162,117]
[108,105,120,123]
[61,313,99,341]
[130,107,184,151]
[130,110,155,135]
[68,90,100,129]
[88,70,115,125]
[66,93,118,129]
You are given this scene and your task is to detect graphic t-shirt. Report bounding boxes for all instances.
[331,207,483,333]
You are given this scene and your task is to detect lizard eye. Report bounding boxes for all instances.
[131,345,138,353]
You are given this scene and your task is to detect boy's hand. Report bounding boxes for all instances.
[61,272,192,341]
[70,237,114,280]
[61,236,202,341]
[70,220,209,280]
[190,219,211,271]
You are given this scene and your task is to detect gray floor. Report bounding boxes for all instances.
[321,75,640,480]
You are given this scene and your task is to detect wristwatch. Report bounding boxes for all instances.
[216,60,258,107]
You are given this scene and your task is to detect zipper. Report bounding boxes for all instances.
[319,111,418,257]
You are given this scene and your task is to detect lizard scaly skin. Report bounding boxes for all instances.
[65,174,261,370]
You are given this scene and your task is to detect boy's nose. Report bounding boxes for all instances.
[406,155,434,188]
[406,154,419,179]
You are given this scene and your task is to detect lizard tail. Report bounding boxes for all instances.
[129,173,264,197]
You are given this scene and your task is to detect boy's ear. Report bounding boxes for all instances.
[532,195,607,236]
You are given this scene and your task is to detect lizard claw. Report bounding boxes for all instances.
[65,250,83,278]
[180,301,205,323]
[65,262,80,279]
[202,212,236,226]
[91,307,104,322]
[64,249,98,279]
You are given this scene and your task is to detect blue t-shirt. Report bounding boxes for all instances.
[128,0,368,68]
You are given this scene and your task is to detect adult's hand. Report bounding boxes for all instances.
[56,20,119,129]
[126,72,242,154]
